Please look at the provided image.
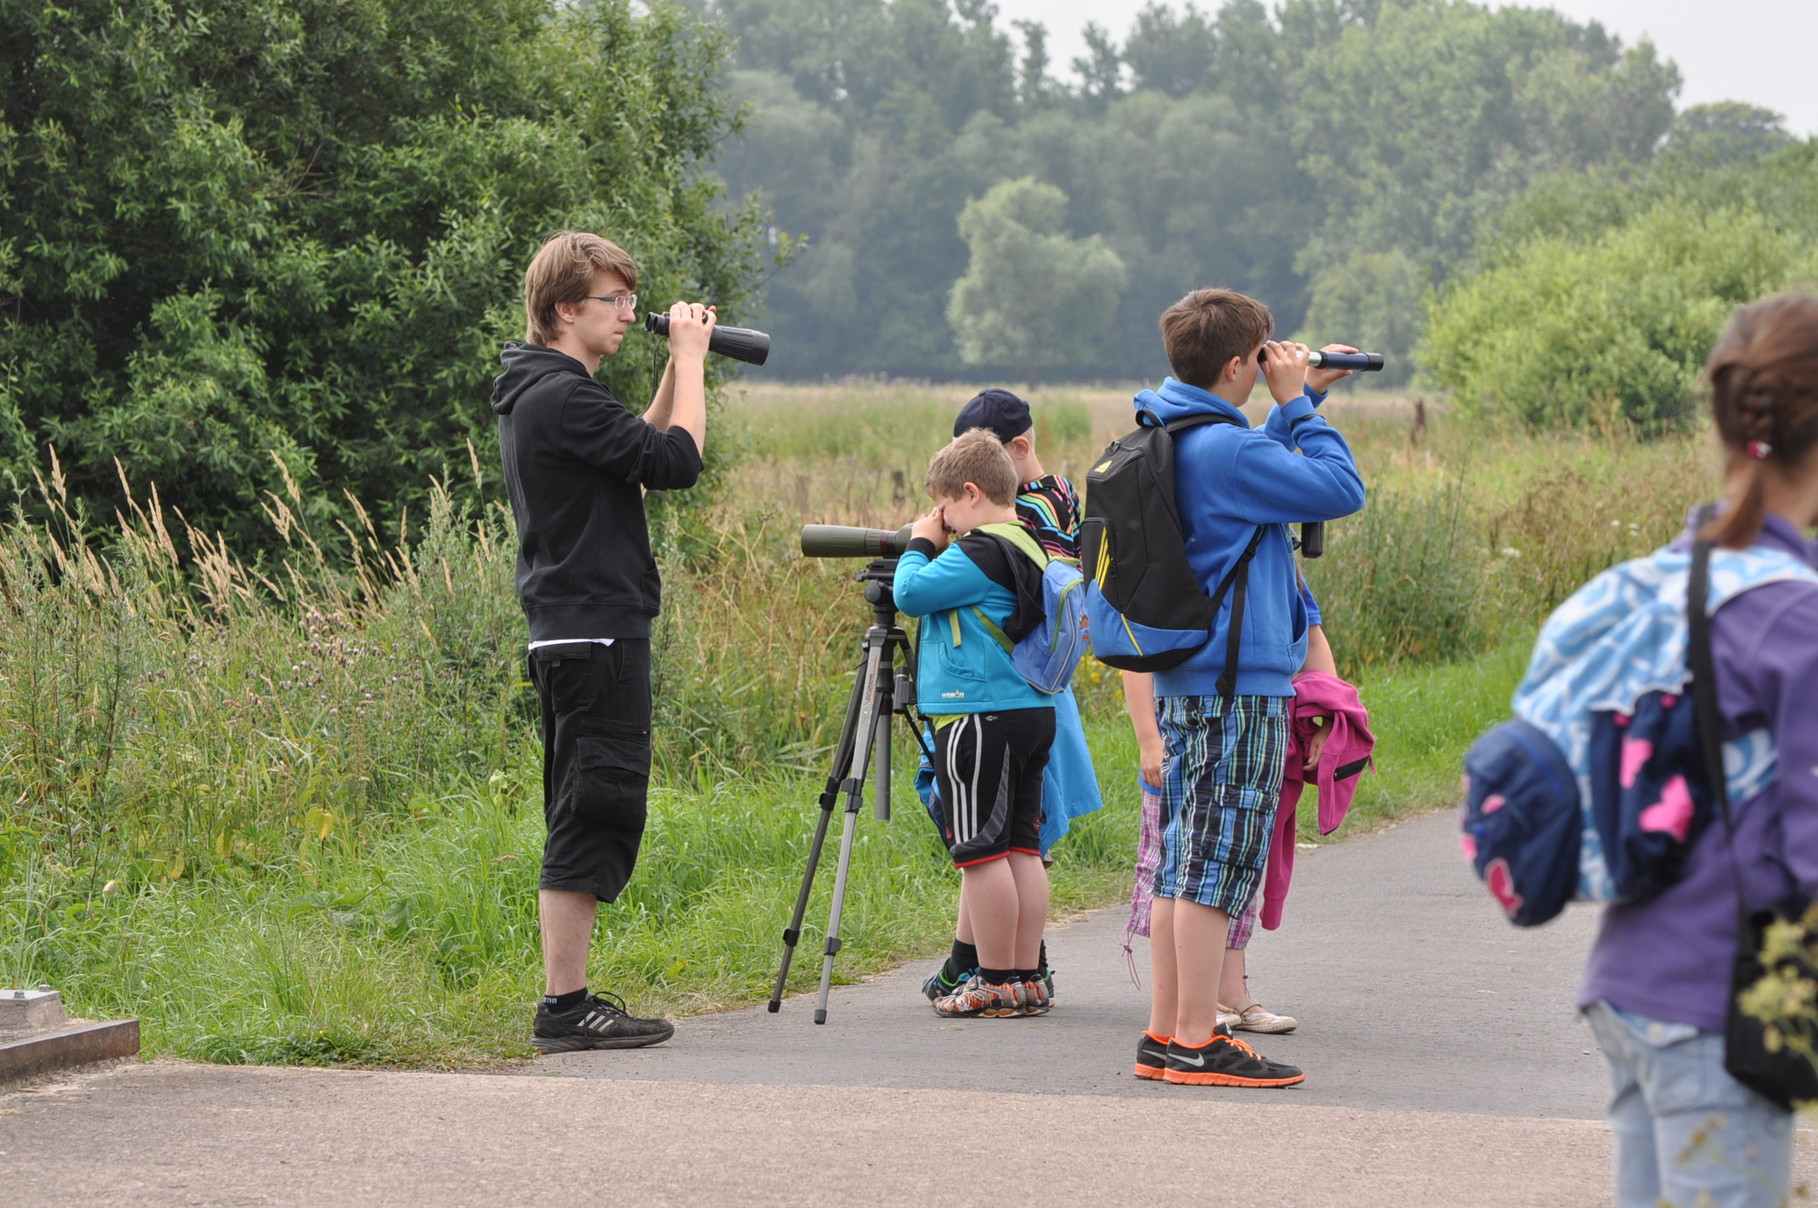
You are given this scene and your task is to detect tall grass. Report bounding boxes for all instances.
[0,385,1722,1065]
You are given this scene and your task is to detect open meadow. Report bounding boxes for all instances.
[0,381,1717,1066]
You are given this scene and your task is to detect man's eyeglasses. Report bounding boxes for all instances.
[583,293,638,311]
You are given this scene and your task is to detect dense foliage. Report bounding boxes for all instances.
[1423,135,1818,431]
[0,0,766,550]
[708,0,1679,381]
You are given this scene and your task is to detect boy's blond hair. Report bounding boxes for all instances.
[925,428,1017,505]
[1160,287,1273,388]
[523,231,640,345]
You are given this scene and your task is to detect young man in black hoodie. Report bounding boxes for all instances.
[492,230,715,1052]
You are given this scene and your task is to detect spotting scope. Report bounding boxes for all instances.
[800,524,916,559]
[643,312,772,367]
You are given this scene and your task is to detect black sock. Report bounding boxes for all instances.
[543,987,587,1009]
[1015,969,1040,983]
[947,939,979,981]
[978,966,1016,985]
[1037,941,1049,975]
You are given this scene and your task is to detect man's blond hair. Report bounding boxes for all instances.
[523,231,640,345]
[925,428,1018,505]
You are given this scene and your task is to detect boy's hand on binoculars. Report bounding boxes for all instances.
[910,506,949,549]
[1308,343,1360,394]
[1261,340,1310,404]
[665,301,716,362]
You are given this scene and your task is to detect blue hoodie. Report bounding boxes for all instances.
[1138,377,1365,698]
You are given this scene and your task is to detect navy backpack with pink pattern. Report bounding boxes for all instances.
[1461,536,1818,927]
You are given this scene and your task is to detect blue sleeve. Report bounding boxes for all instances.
[892,540,997,619]
[1299,574,1322,627]
[1261,387,1326,450]
[1228,414,1366,524]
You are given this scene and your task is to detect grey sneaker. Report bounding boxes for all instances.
[532,991,674,1053]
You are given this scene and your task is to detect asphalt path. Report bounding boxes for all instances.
[5,810,1815,1206]
[531,808,1608,1116]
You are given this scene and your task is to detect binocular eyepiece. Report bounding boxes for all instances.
[1258,348,1385,372]
[644,312,772,367]
[800,524,915,559]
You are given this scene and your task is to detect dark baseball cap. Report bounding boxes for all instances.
[953,388,1033,442]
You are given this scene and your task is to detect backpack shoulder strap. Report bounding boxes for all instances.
[974,521,1049,569]
[1213,525,1269,698]
[1163,413,1243,436]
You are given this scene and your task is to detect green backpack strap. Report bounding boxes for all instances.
[971,606,1014,653]
[968,522,1046,653]
[974,521,1049,569]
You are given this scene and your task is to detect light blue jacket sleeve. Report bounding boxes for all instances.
[892,542,996,619]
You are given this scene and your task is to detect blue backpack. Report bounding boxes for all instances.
[968,523,1089,694]
[1461,540,1817,927]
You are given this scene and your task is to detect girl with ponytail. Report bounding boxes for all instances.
[1579,293,1818,1208]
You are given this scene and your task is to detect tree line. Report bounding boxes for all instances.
[3,0,1812,553]
[707,0,1690,385]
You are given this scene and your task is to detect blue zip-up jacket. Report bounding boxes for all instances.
[893,535,1054,714]
[1139,377,1365,698]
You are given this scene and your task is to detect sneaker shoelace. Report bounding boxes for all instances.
[1220,1032,1263,1060]
[586,990,632,1018]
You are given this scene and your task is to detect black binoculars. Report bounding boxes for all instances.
[1259,348,1385,372]
[643,312,772,367]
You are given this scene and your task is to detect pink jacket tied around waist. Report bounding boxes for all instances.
[1262,671,1375,930]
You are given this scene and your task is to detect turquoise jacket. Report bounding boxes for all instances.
[893,534,1054,714]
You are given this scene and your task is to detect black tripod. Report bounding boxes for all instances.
[768,558,925,1024]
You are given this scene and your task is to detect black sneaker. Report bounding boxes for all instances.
[1135,1031,1170,1080]
[921,963,972,1003]
[1162,1025,1304,1087]
[532,991,674,1053]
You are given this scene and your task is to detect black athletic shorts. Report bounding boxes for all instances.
[529,639,652,902]
[932,707,1055,867]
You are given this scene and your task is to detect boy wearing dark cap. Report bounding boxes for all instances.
[954,388,1080,559]
[919,389,1103,1006]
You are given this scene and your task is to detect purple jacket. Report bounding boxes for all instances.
[1579,512,1818,1031]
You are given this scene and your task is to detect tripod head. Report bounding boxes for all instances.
[857,558,900,627]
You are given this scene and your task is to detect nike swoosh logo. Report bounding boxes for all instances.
[1174,1051,1206,1067]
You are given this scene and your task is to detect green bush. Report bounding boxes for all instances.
[1422,201,1815,434]
[0,0,765,554]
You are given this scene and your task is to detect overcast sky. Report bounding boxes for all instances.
[993,0,1818,138]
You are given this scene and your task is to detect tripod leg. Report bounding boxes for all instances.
[815,635,890,1023]
[768,642,870,1013]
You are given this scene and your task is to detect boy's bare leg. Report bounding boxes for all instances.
[1171,898,1232,1046]
[540,889,598,996]
[1007,851,1048,968]
[959,858,1019,970]
[1147,897,1179,1037]
[955,879,974,945]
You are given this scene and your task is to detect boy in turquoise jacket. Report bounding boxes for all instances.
[894,429,1057,1018]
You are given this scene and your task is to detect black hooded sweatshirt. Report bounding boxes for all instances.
[491,342,703,641]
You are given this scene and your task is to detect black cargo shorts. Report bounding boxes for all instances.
[529,639,652,902]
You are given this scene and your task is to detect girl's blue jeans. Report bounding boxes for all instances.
[1584,1000,1795,1208]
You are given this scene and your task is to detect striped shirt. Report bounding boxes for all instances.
[1017,474,1080,559]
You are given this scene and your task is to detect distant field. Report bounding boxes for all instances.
[1,378,1713,1067]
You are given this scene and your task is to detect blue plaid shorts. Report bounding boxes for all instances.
[1152,694,1288,915]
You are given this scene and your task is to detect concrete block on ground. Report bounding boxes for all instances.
[0,987,69,1038]
[0,1019,141,1085]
